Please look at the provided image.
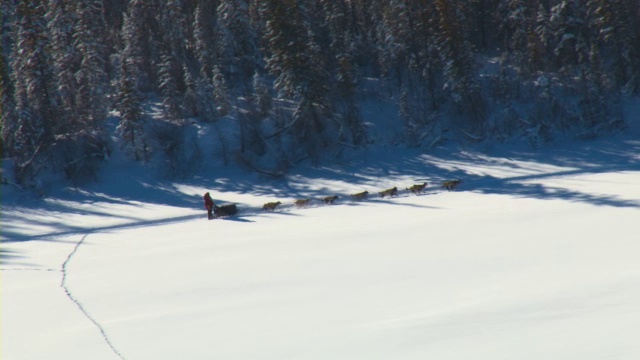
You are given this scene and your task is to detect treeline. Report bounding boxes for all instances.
[1,0,638,187]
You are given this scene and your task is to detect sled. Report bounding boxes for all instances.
[213,204,238,218]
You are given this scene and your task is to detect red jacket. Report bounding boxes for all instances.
[203,193,214,210]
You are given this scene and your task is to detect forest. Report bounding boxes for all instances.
[1,0,639,188]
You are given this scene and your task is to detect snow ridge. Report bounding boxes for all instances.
[61,234,126,360]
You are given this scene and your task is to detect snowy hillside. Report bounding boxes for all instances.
[3,135,640,359]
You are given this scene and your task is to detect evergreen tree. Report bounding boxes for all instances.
[377,0,412,84]
[319,0,351,61]
[320,0,366,145]
[73,0,109,129]
[411,0,443,111]
[549,0,592,72]
[158,0,187,119]
[252,71,272,117]
[9,0,55,184]
[1,2,15,155]
[335,53,367,145]
[158,49,183,119]
[46,0,79,133]
[260,0,332,158]
[398,86,417,144]
[120,0,158,93]
[0,37,15,157]
[117,62,149,161]
[531,3,551,71]
[193,2,218,79]
[497,0,538,74]
[182,67,199,117]
[467,0,500,50]
[212,65,231,117]
[260,0,326,99]
[434,0,484,121]
[588,0,640,92]
[162,0,187,62]
[217,0,260,90]
[102,0,129,56]
[194,76,216,121]
[350,0,386,76]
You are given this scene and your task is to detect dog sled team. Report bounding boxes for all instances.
[203,192,239,220]
[204,179,463,219]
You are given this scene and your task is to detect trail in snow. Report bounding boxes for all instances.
[0,268,60,272]
[61,234,126,360]
[5,214,202,243]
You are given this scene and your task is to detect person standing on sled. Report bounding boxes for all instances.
[203,192,215,219]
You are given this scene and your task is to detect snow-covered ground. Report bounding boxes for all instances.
[3,136,640,360]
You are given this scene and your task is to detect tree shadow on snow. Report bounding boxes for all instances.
[419,137,640,208]
[3,136,638,247]
[200,136,640,210]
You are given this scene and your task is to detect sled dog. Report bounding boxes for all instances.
[350,191,369,201]
[407,182,428,195]
[294,199,312,208]
[378,186,398,198]
[262,201,282,211]
[323,195,339,205]
[442,179,463,191]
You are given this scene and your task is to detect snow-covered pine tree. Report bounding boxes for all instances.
[497,0,537,74]
[1,0,16,157]
[398,86,419,145]
[260,0,329,101]
[252,71,272,118]
[434,0,484,123]
[158,49,183,120]
[158,0,187,120]
[182,67,199,118]
[319,0,350,61]
[587,0,640,93]
[217,0,260,91]
[120,0,156,93]
[194,76,216,121]
[211,65,231,118]
[193,2,218,80]
[9,0,56,185]
[0,36,15,158]
[162,0,187,62]
[319,0,367,146]
[335,53,367,145]
[466,0,500,50]
[73,0,108,129]
[350,0,386,75]
[36,0,110,183]
[117,62,149,162]
[46,0,79,132]
[548,0,592,73]
[534,3,552,72]
[410,0,443,112]
[260,0,332,159]
[376,0,412,85]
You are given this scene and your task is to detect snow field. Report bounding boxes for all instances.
[3,140,640,359]
[62,180,640,359]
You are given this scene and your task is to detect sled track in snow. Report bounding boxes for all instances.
[61,234,127,360]
[5,214,202,242]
